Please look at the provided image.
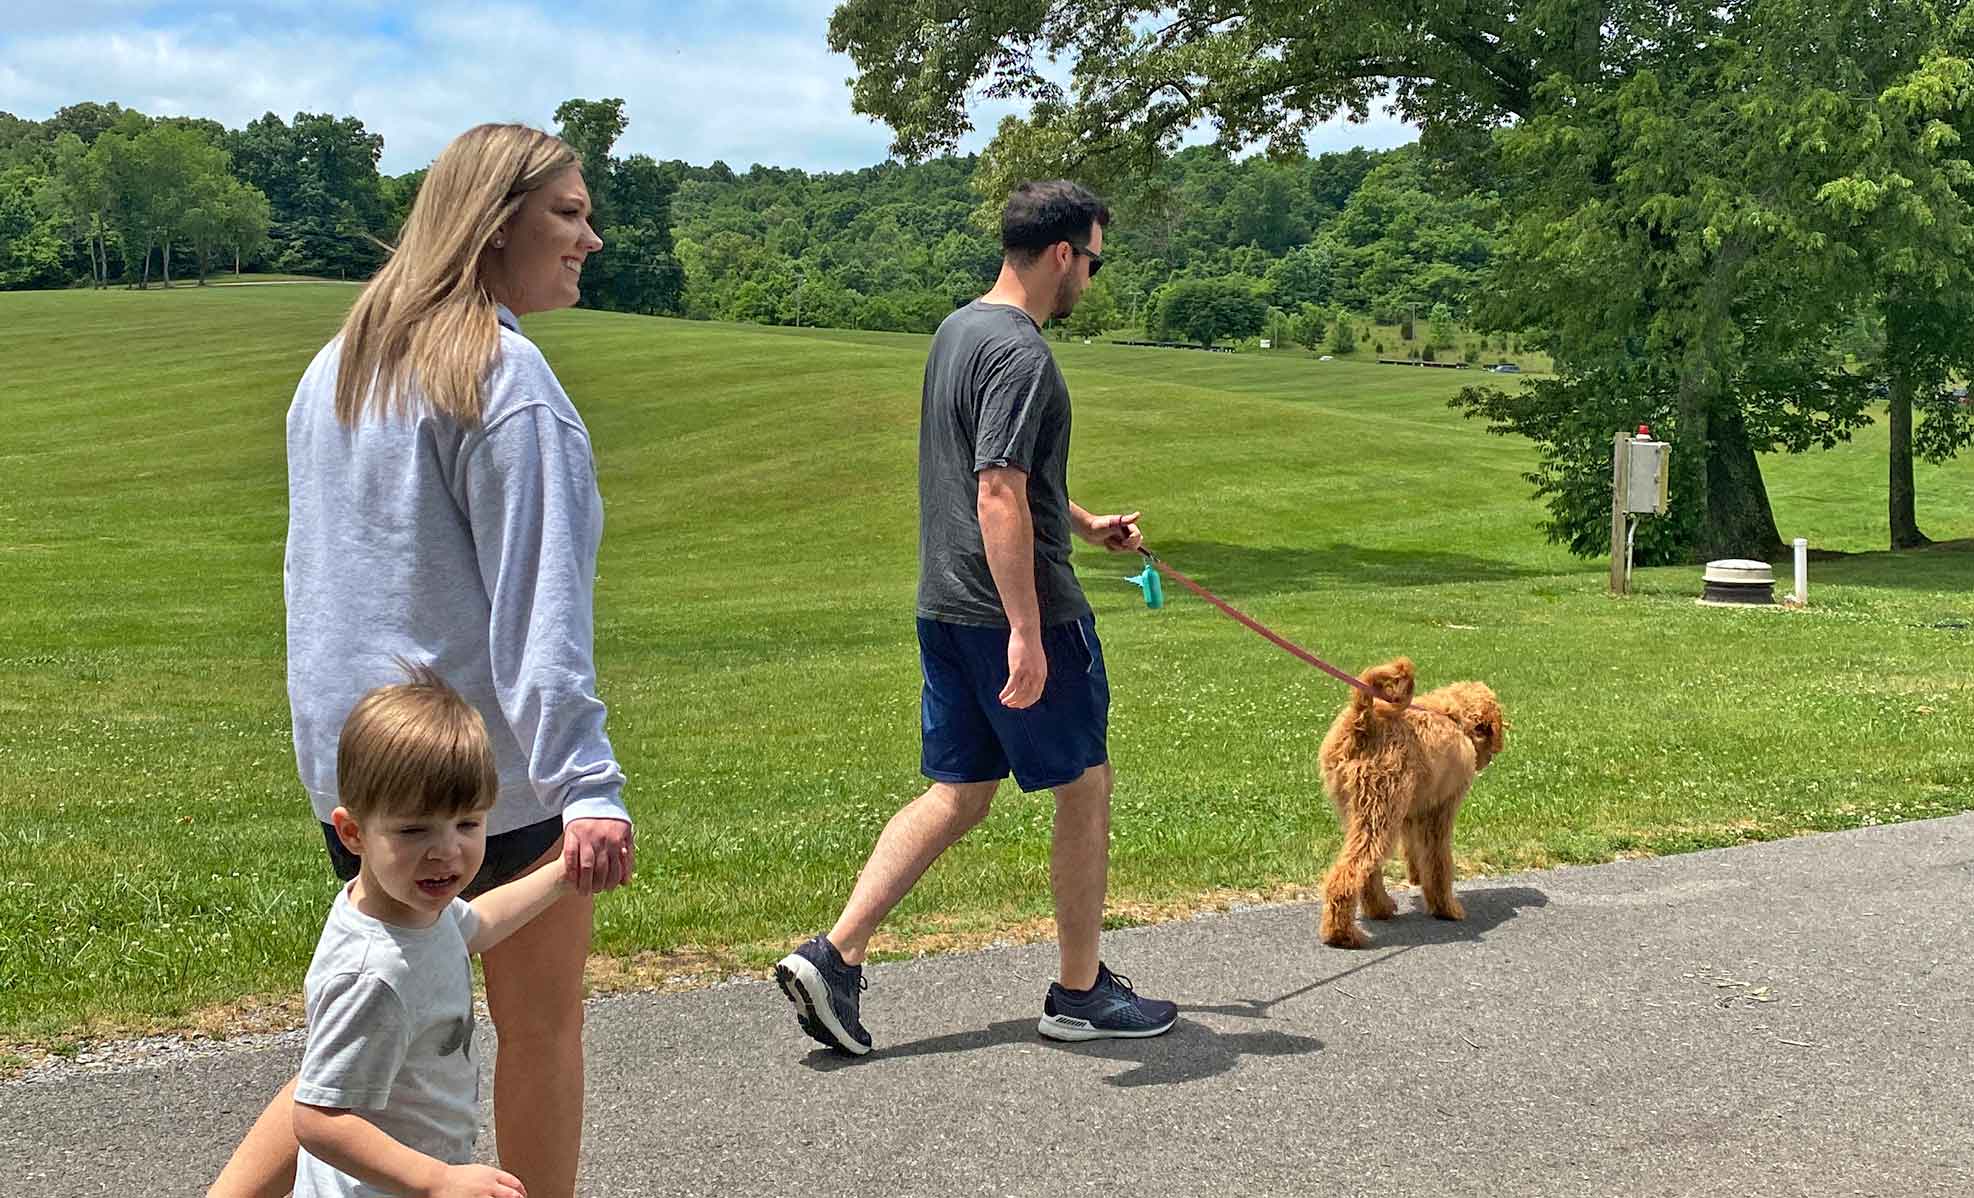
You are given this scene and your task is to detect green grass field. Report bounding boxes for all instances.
[1,284,1968,1046]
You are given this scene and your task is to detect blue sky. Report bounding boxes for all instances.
[0,1,1416,175]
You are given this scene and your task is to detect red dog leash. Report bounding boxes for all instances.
[1136,547,1386,703]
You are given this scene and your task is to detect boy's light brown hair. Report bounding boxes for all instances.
[336,662,498,821]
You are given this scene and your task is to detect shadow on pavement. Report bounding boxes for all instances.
[796,887,1544,1086]
[1192,884,1549,1020]
[1353,883,1549,947]
[801,1018,1321,1089]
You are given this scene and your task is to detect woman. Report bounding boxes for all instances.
[210,123,633,1198]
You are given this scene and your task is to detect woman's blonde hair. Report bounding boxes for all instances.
[334,123,580,428]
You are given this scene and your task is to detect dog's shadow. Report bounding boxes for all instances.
[799,1016,1321,1089]
[1192,884,1550,1021]
[1353,881,1547,948]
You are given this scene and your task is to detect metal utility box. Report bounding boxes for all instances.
[1624,436,1670,515]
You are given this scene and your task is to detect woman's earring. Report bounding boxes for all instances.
[492,238,506,249]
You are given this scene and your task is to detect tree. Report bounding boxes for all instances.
[727,278,784,324]
[554,97,629,229]
[99,121,177,287]
[550,100,685,317]
[1427,303,1455,350]
[1328,313,1357,354]
[0,164,70,288]
[1293,302,1330,349]
[139,124,231,286]
[1065,276,1120,339]
[856,294,909,331]
[1320,148,1493,316]
[183,174,270,283]
[228,111,386,277]
[1153,277,1266,347]
[226,112,300,258]
[1819,15,1974,547]
[781,275,861,330]
[43,101,129,147]
[820,0,1898,561]
[588,221,685,315]
[1262,243,1331,308]
[378,168,425,240]
[44,131,112,287]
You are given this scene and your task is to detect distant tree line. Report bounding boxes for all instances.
[1,99,1500,347]
[0,99,689,318]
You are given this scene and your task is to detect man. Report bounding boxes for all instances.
[776,180,1177,1055]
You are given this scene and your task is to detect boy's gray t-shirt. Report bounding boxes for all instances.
[916,301,1092,628]
[292,887,483,1198]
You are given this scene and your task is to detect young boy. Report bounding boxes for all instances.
[291,665,575,1198]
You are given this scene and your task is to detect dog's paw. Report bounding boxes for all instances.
[1321,923,1372,950]
[1429,897,1466,921]
[1362,893,1397,920]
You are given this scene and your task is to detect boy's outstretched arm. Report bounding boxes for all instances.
[293,1103,525,1197]
[466,855,574,955]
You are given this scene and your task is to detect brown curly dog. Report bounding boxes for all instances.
[1317,657,1504,949]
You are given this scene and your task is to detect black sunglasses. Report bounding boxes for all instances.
[1070,243,1104,278]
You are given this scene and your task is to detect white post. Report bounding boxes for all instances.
[1792,537,1808,605]
[1610,431,1630,595]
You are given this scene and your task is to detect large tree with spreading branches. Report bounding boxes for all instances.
[828,0,1974,559]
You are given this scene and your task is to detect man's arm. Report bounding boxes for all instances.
[294,1103,524,1197]
[978,466,1046,709]
[465,856,573,956]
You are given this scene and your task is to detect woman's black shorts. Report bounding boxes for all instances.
[320,816,562,899]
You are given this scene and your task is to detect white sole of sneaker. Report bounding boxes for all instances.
[775,952,871,1056]
[1036,1012,1177,1042]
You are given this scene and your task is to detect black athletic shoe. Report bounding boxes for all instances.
[774,935,872,1056]
[1038,963,1178,1041]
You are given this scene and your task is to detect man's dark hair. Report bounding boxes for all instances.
[1001,180,1110,263]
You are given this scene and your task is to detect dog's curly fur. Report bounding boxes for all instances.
[1317,658,1504,949]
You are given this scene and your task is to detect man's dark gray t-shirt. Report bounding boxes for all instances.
[916,301,1092,629]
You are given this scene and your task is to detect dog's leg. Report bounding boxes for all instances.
[1416,799,1466,921]
[1401,819,1428,889]
[1321,805,1401,949]
[1363,867,1397,920]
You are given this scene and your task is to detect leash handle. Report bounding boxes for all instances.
[1137,547,1383,702]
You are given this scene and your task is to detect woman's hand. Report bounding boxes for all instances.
[562,817,634,894]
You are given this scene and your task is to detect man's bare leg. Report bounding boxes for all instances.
[1049,764,1111,991]
[828,779,999,963]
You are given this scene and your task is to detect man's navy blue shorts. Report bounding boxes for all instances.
[917,613,1109,792]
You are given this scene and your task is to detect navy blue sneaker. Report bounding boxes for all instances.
[1038,963,1178,1041]
[775,935,872,1056]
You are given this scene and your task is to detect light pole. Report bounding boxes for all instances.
[792,270,804,328]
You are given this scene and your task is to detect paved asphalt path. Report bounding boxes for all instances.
[7,814,1971,1196]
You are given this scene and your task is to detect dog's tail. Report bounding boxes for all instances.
[1341,657,1415,740]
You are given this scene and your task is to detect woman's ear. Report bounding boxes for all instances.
[330,806,364,856]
